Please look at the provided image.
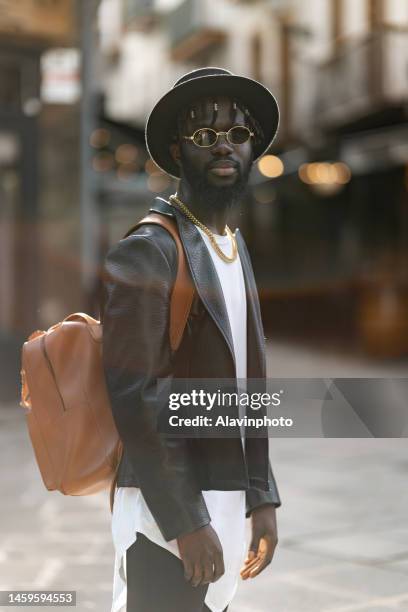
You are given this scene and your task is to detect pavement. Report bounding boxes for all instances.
[0,340,407,612]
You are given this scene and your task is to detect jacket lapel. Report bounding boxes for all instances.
[176,208,238,373]
[235,229,266,379]
[150,197,266,380]
[150,197,236,373]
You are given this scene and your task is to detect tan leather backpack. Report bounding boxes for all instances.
[19,213,194,509]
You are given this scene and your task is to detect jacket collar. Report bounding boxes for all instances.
[150,196,265,378]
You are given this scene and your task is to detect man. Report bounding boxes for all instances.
[102,67,281,612]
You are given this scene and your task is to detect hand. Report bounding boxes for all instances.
[240,504,278,580]
[177,524,225,587]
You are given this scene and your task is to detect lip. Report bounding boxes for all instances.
[209,167,237,176]
[208,161,238,176]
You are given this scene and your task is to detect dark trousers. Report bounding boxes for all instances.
[126,532,229,612]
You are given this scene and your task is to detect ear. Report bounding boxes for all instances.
[169,142,181,167]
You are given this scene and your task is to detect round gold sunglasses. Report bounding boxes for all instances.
[182,125,254,148]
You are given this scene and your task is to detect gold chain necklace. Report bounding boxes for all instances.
[169,194,238,263]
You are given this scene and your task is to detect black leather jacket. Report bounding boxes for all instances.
[101,197,281,542]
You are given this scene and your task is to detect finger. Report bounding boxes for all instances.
[241,555,261,571]
[202,557,214,585]
[241,552,262,571]
[247,538,273,578]
[240,552,262,577]
[191,561,203,588]
[248,557,271,578]
[244,550,256,564]
[213,551,225,583]
[240,557,261,580]
[242,536,264,573]
[183,559,194,583]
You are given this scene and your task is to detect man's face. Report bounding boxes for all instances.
[172,95,254,210]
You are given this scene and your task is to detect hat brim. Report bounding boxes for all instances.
[145,74,280,179]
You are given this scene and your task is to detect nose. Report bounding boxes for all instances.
[212,133,234,155]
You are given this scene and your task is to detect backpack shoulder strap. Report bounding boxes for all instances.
[124,212,195,353]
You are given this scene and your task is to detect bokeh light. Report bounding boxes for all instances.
[92,151,114,172]
[257,155,284,178]
[298,162,351,187]
[147,172,171,192]
[90,128,110,148]
[115,144,139,165]
[117,162,139,180]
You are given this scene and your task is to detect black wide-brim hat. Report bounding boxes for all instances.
[145,67,280,179]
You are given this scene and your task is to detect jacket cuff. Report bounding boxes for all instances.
[246,457,282,517]
[245,487,281,518]
[142,487,212,542]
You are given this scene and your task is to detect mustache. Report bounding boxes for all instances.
[206,159,240,172]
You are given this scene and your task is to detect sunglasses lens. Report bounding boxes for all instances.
[229,126,250,144]
[193,129,217,147]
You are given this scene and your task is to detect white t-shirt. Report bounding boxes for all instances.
[110,225,248,612]
[196,226,247,382]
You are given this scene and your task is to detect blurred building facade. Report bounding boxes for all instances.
[98,0,408,359]
[0,0,82,400]
[1,0,407,400]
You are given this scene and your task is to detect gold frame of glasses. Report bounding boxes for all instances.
[182,125,255,148]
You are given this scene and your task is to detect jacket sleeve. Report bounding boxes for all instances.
[246,459,281,517]
[102,231,211,541]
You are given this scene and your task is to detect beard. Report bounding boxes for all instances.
[179,149,252,213]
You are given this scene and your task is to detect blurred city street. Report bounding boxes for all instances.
[1,1,408,610]
[1,341,407,612]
